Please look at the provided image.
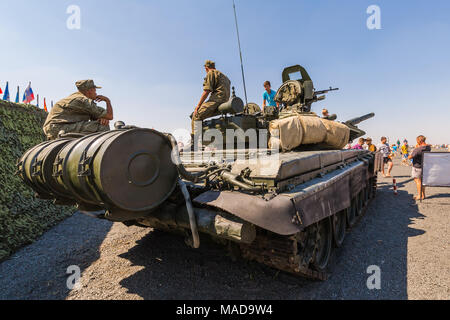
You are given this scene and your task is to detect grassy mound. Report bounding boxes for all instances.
[0,100,74,261]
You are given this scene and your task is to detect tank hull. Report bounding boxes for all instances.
[18,129,382,280]
[139,148,380,279]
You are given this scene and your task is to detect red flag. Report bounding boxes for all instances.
[0,86,2,94]
[44,98,48,112]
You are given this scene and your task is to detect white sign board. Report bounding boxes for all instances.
[422,152,450,187]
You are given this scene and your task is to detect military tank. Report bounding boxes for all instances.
[17,65,382,280]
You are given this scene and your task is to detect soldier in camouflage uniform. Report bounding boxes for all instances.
[191,60,231,135]
[43,80,113,140]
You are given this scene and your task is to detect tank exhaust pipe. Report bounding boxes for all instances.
[178,179,200,248]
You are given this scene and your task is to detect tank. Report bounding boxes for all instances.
[17,65,382,280]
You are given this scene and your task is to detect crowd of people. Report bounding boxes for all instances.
[347,135,436,200]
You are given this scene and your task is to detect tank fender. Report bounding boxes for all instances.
[194,191,300,236]
[194,160,368,235]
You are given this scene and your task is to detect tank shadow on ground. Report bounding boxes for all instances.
[117,181,426,299]
[0,212,113,300]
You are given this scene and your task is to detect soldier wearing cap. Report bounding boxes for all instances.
[191,60,231,135]
[43,80,113,140]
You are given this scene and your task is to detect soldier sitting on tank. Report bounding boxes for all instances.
[43,80,113,140]
[321,108,337,121]
[191,60,231,137]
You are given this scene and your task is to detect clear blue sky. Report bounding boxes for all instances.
[1,0,449,144]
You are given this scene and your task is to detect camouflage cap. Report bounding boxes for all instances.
[204,60,215,68]
[75,80,102,91]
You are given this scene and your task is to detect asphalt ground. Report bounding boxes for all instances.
[0,156,448,300]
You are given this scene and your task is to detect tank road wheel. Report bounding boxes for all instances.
[296,224,317,268]
[311,218,333,272]
[332,209,347,247]
[347,197,358,228]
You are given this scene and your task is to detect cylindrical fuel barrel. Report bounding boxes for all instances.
[54,128,178,217]
[53,130,120,210]
[17,138,75,204]
[217,96,244,114]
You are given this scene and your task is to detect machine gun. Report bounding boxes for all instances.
[314,87,339,96]
[308,87,339,108]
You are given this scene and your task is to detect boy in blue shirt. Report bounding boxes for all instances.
[262,81,279,111]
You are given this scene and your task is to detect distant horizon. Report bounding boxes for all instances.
[2,0,449,145]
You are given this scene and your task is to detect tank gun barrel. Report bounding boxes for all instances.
[345,112,375,127]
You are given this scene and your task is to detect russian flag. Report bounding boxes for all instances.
[23,82,35,104]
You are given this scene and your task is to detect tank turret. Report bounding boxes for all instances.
[201,65,373,151]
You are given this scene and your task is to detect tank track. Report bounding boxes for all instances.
[240,229,328,280]
[239,175,378,280]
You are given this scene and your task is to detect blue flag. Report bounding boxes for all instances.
[15,87,19,103]
[2,82,10,101]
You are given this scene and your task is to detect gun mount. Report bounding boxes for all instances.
[275,65,339,113]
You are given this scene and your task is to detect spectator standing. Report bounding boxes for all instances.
[352,138,365,150]
[366,137,377,152]
[401,140,410,166]
[408,135,431,200]
[377,136,393,177]
[392,144,398,154]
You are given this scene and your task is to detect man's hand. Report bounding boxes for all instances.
[194,90,210,117]
[95,95,111,103]
[98,118,110,126]
[95,95,114,120]
[193,105,200,117]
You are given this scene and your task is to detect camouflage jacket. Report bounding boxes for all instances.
[203,69,231,103]
[43,92,107,128]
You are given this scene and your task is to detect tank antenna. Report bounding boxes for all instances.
[232,0,248,106]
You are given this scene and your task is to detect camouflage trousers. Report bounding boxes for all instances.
[43,121,110,140]
[191,100,223,134]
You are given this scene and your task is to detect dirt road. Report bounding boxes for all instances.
[0,157,448,300]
